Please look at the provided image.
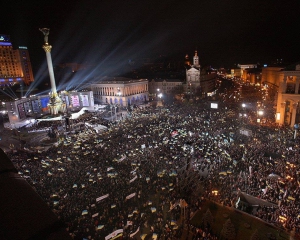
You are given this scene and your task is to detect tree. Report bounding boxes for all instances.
[202,209,213,229]
[221,218,236,240]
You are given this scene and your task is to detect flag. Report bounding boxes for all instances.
[140,234,147,240]
[97,225,104,230]
[107,167,114,172]
[129,175,138,183]
[151,207,156,213]
[96,194,109,202]
[82,210,88,215]
[171,130,178,137]
[180,199,188,208]
[126,192,136,200]
[105,229,123,240]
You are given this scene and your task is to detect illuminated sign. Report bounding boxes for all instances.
[0,42,12,46]
[19,46,28,49]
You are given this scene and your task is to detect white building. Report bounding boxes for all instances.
[185,50,217,96]
[91,77,149,107]
[186,50,201,93]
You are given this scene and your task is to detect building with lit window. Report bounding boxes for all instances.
[91,77,148,106]
[262,63,300,126]
[274,64,300,126]
[148,79,183,96]
[185,51,217,96]
[238,63,258,80]
[0,34,34,86]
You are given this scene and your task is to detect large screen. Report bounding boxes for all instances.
[210,103,218,109]
[17,103,26,119]
[80,94,89,107]
[71,95,80,107]
[40,97,50,111]
[23,101,32,114]
[31,100,41,113]
[61,95,70,108]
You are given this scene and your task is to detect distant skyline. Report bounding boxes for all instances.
[1,0,300,79]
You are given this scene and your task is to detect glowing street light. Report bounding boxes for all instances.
[258,110,264,116]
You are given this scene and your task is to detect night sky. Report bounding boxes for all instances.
[1,0,300,77]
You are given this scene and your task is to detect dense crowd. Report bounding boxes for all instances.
[6,101,300,239]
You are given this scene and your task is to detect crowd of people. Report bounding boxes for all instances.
[6,100,300,239]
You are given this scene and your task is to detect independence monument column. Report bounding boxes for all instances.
[39,28,65,115]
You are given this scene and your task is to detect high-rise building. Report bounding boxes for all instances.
[0,34,34,86]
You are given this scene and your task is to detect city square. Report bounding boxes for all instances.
[1,1,300,240]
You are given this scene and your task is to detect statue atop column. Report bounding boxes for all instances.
[39,28,50,45]
[39,27,66,115]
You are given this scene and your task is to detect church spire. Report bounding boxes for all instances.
[193,50,199,67]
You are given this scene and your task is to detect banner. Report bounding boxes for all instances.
[105,229,123,240]
[96,194,109,202]
[126,192,136,200]
[129,175,137,183]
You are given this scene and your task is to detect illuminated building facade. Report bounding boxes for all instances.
[275,64,300,126]
[185,51,217,96]
[91,77,148,107]
[148,79,183,95]
[0,34,34,86]
[185,50,201,94]
[238,63,257,81]
[242,68,262,85]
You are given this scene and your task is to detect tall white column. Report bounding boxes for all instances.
[43,45,57,97]
[40,28,65,115]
